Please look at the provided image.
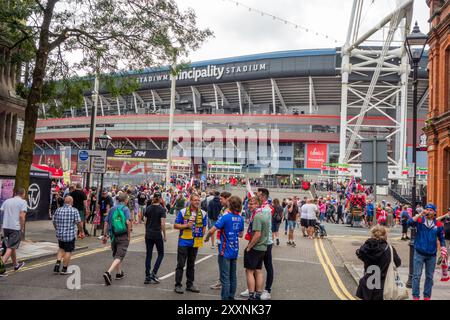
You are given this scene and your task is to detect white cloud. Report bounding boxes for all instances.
[175,0,430,62]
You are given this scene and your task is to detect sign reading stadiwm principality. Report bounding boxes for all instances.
[305,144,328,169]
[136,63,267,84]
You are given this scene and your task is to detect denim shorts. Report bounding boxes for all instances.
[288,220,296,231]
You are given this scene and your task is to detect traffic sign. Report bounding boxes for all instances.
[77,150,107,174]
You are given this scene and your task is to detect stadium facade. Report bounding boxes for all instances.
[33,48,429,184]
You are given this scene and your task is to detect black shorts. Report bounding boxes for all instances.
[401,223,408,234]
[58,239,76,253]
[3,229,21,249]
[272,221,281,232]
[301,218,316,228]
[244,248,265,270]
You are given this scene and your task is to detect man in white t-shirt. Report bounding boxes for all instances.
[0,188,28,276]
[300,199,318,239]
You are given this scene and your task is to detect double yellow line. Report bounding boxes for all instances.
[314,238,356,300]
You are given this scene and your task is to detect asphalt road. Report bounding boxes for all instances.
[0,221,359,300]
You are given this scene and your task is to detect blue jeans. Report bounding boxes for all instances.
[412,250,436,299]
[218,255,237,300]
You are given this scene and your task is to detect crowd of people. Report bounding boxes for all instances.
[1,177,449,301]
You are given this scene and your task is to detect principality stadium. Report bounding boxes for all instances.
[33,46,429,186]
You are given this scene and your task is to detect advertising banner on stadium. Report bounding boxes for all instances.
[305,143,328,169]
[107,148,167,160]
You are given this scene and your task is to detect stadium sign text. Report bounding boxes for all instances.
[137,63,267,84]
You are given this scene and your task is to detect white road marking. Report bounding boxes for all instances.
[159,254,214,280]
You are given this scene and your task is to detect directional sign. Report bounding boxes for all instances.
[77,150,107,174]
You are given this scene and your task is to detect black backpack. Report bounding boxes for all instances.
[274,206,283,223]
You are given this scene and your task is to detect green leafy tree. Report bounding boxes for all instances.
[0,0,212,191]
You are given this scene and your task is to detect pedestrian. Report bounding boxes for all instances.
[243,196,270,300]
[400,206,411,241]
[326,201,336,223]
[144,192,167,284]
[286,200,299,246]
[205,196,244,300]
[385,203,394,227]
[408,203,446,300]
[376,203,387,226]
[207,191,222,249]
[300,198,318,239]
[126,189,137,224]
[52,196,84,275]
[283,199,290,236]
[437,208,450,282]
[102,193,132,285]
[365,199,375,227]
[97,190,114,239]
[137,188,148,224]
[0,188,27,276]
[272,198,283,246]
[319,201,326,223]
[258,188,274,300]
[355,225,401,300]
[209,191,232,290]
[70,183,90,237]
[336,201,345,224]
[173,193,207,294]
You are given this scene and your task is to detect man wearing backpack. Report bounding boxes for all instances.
[102,193,132,286]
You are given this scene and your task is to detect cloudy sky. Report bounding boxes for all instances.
[174,0,430,62]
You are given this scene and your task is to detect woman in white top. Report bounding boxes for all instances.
[300,199,319,239]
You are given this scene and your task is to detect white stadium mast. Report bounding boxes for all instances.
[339,0,414,180]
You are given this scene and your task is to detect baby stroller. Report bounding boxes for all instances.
[314,221,327,238]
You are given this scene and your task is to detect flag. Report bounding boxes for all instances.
[246,180,254,199]
[345,176,355,200]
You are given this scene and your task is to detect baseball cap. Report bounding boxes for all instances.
[153,192,161,198]
[424,204,437,212]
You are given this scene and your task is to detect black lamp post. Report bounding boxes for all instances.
[404,21,428,289]
[95,128,111,235]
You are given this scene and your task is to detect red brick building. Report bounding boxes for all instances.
[425,0,450,213]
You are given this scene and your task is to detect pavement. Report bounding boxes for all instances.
[326,222,450,300]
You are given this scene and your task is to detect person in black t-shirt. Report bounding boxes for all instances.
[143,192,167,284]
[70,183,89,237]
[97,190,114,238]
[137,190,148,224]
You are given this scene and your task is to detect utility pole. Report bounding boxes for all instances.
[165,63,177,188]
[86,56,100,190]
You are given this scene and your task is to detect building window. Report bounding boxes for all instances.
[293,143,305,168]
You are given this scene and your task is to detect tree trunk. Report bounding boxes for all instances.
[14,0,57,193]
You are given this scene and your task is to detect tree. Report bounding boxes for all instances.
[0,0,212,192]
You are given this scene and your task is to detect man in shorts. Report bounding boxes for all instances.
[0,188,27,276]
[102,193,132,285]
[52,196,84,274]
[244,196,270,300]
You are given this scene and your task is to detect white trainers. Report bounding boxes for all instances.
[98,236,104,240]
[240,289,250,297]
[260,290,271,300]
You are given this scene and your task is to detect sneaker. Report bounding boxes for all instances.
[0,271,8,278]
[291,242,296,247]
[14,262,25,271]
[240,289,250,297]
[186,285,200,293]
[144,276,151,284]
[53,264,61,274]
[413,297,420,300]
[115,271,126,280]
[424,297,431,300]
[60,268,72,275]
[210,280,222,290]
[286,241,292,246]
[276,239,280,246]
[174,286,184,294]
[103,271,112,286]
[98,236,104,240]
[150,272,160,284]
[260,290,271,300]
[441,276,450,282]
[210,245,215,249]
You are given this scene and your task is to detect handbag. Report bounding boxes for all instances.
[383,245,409,300]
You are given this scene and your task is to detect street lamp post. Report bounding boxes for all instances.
[95,128,112,236]
[404,21,428,288]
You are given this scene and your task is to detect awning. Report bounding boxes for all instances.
[31,164,64,179]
